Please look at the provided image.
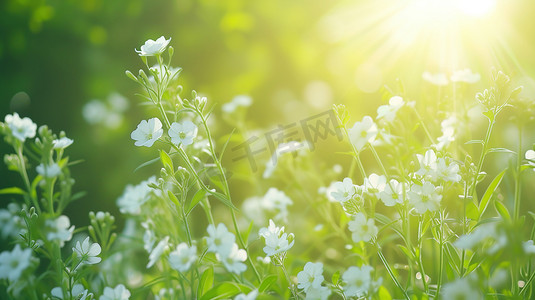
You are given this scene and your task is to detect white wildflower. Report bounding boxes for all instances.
[451,69,480,83]
[168,243,197,272]
[130,118,163,147]
[348,213,378,243]
[378,179,404,206]
[415,149,438,179]
[423,71,448,86]
[435,158,461,182]
[330,177,357,203]
[234,289,258,300]
[52,137,73,149]
[0,203,23,239]
[261,188,293,221]
[217,243,247,274]
[168,121,198,146]
[408,181,442,214]
[147,236,170,268]
[376,96,404,122]
[342,265,373,298]
[73,237,102,266]
[100,284,131,300]
[348,116,378,152]
[46,215,74,247]
[4,113,37,142]
[135,36,171,56]
[205,223,235,255]
[297,262,324,292]
[222,95,253,113]
[259,219,294,257]
[36,162,62,178]
[524,240,535,254]
[363,173,386,197]
[304,286,331,300]
[442,278,483,300]
[117,177,156,215]
[0,244,33,282]
[526,150,535,168]
[51,284,91,300]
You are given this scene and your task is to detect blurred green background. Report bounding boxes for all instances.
[2,0,535,227]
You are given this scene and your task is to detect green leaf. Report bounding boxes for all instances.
[486,148,516,155]
[397,245,415,261]
[377,286,392,300]
[160,150,173,172]
[444,242,460,275]
[495,201,511,221]
[168,191,181,209]
[466,201,479,221]
[465,140,484,145]
[258,275,278,293]
[200,282,241,300]
[187,189,207,216]
[208,191,238,211]
[134,157,160,173]
[331,271,340,285]
[243,221,254,247]
[218,128,237,162]
[197,267,214,297]
[0,187,26,195]
[477,169,506,220]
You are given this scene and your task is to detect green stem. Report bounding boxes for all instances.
[417,217,429,294]
[514,124,522,220]
[377,246,410,300]
[16,145,41,214]
[471,114,495,195]
[411,106,435,144]
[435,211,445,298]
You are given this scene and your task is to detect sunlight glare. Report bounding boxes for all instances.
[455,0,497,17]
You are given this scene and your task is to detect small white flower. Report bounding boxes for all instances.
[422,71,449,86]
[234,289,258,300]
[217,243,247,274]
[408,181,442,214]
[454,223,496,250]
[297,262,325,292]
[4,113,37,142]
[147,236,170,268]
[100,284,131,300]
[36,162,62,178]
[378,179,404,206]
[305,286,331,300]
[168,243,197,272]
[526,150,535,169]
[0,203,23,239]
[73,237,102,266]
[348,213,378,243]
[364,173,386,197]
[168,121,198,146]
[46,215,74,247]
[342,265,373,297]
[348,116,378,152]
[135,36,171,56]
[524,240,535,254]
[376,96,404,122]
[451,69,480,83]
[435,158,461,182]
[259,219,294,257]
[222,95,253,113]
[330,178,357,203]
[0,244,33,282]
[117,177,156,215]
[130,118,163,147]
[415,149,438,179]
[261,188,293,221]
[82,100,108,124]
[442,278,483,300]
[51,284,91,300]
[53,137,73,149]
[205,223,235,256]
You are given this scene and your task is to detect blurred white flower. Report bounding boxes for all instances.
[364,173,386,197]
[451,69,480,83]
[415,149,438,179]
[73,237,102,267]
[217,243,247,274]
[131,118,163,147]
[376,96,404,122]
[454,223,496,250]
[0,244,33,282]
[304,286,331,300]
[222,95,253,113]
[261,188,293,222]
[234,289,258,300]
[378,179,404,206]
[348,116,378,152]
[135,36,171,56]
[348,213,378,243]
[297,262,325,292]
[147,236,170,268]
[46,215,74,247]
[523,240,535,254]
[263,141,309,179]
[435,158,461,182]
[82,100,108,124]
[4,113,36,142]
[259,219,294,256]
[408,181,442,214]
[206,223,235,256]
[52,137,73,149]
[342,265,373,298]
[442,278,482,300]
[0,203,23,239]
[51,284,91,300]
[36,162,62,178]
[436,115,457,150]
[330,177,357,203]
[423,71,449,86]
[117,177,156,215]
[168,243,197,272]
[100,284,131,300]
[168,121,197,146]
[526,150,535,169]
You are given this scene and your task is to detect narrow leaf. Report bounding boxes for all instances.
[477,168,506,220]
[134,157,160,173]
[197,267,214,297]
[160,150,173,172]
[495,201,511,221]
[258,275,278,293]
[187,189,207,215]
[0,187,25,195]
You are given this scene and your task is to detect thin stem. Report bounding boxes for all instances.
[376,246,410,300]
[514,124,522,220]
[417,217,429,294]
[410,106,435,144]
[471,115,495,195]
[276,255,298,299]
[435,211,445,298]
[16,145,41,214]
